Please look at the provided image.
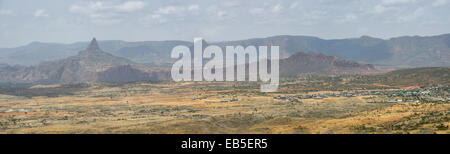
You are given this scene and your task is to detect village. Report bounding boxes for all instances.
[272,86,450,104]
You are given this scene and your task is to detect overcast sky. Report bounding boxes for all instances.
[0,0,449,48]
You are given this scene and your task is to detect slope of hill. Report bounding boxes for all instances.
[381,67,450,86]
[280,52,377,76]
[1,34,449,67]
[352,67,450,86]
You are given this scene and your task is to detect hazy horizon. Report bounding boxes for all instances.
[1,0,450,48]
[3,32,450,49]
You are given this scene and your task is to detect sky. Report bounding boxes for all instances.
[0,0,449,48]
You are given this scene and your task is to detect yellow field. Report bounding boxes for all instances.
[0,82,449,134]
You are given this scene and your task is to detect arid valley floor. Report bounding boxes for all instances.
[0,74,449,134]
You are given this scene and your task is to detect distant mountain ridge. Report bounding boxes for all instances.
[0,38,381,84]
[1,34,449,67]
[0,38,169,84]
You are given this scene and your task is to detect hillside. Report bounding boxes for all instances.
[353,67,450,86]
[381,67,450,86]
[279,52,377,76]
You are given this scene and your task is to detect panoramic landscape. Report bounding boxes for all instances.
[0,0,449,134]
[0,36,448,134]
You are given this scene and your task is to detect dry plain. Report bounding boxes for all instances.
[0,80,449,134]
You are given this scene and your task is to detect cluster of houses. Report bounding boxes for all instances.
[192,86,448,104]
[273,86,450,103]
[273,95,302,103]
[274,92,357,101]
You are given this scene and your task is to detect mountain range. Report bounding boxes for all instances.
[0,38,170,84]
[0,38,376,84]
[1,34,449,67]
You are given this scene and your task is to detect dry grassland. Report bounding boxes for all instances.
[0,82,448,134]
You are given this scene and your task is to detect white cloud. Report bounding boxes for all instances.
[138,13,168,24]
[249,4,283,16]
[0,9,13,15]
[334,13,358,24]
[216,11,226,18]
[249,8,264,15]
[3,0,450,47]
[188,4,199,11]
[221,1,239,7]
[397,7,424,22]
[34,9,49,18]
[156,6,179,15]
[115,1,146,12]
[151,14,161,19]
[290,2,299,9]
[202,5,232,21]
[70,1,146,14]
[373,5,387,13]
[271,4,283,13]
[344,13,357,22]
[138,4,200,24]
[155,4,199,15]
[381,0,416,5]
[69,1,146,24]
[432,0,448,7]
[373,0,416,14]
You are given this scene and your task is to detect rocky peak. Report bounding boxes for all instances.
[87,38,100,51]
[79,38,104,56]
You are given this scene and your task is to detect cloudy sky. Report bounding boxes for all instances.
[0,0,449,48]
